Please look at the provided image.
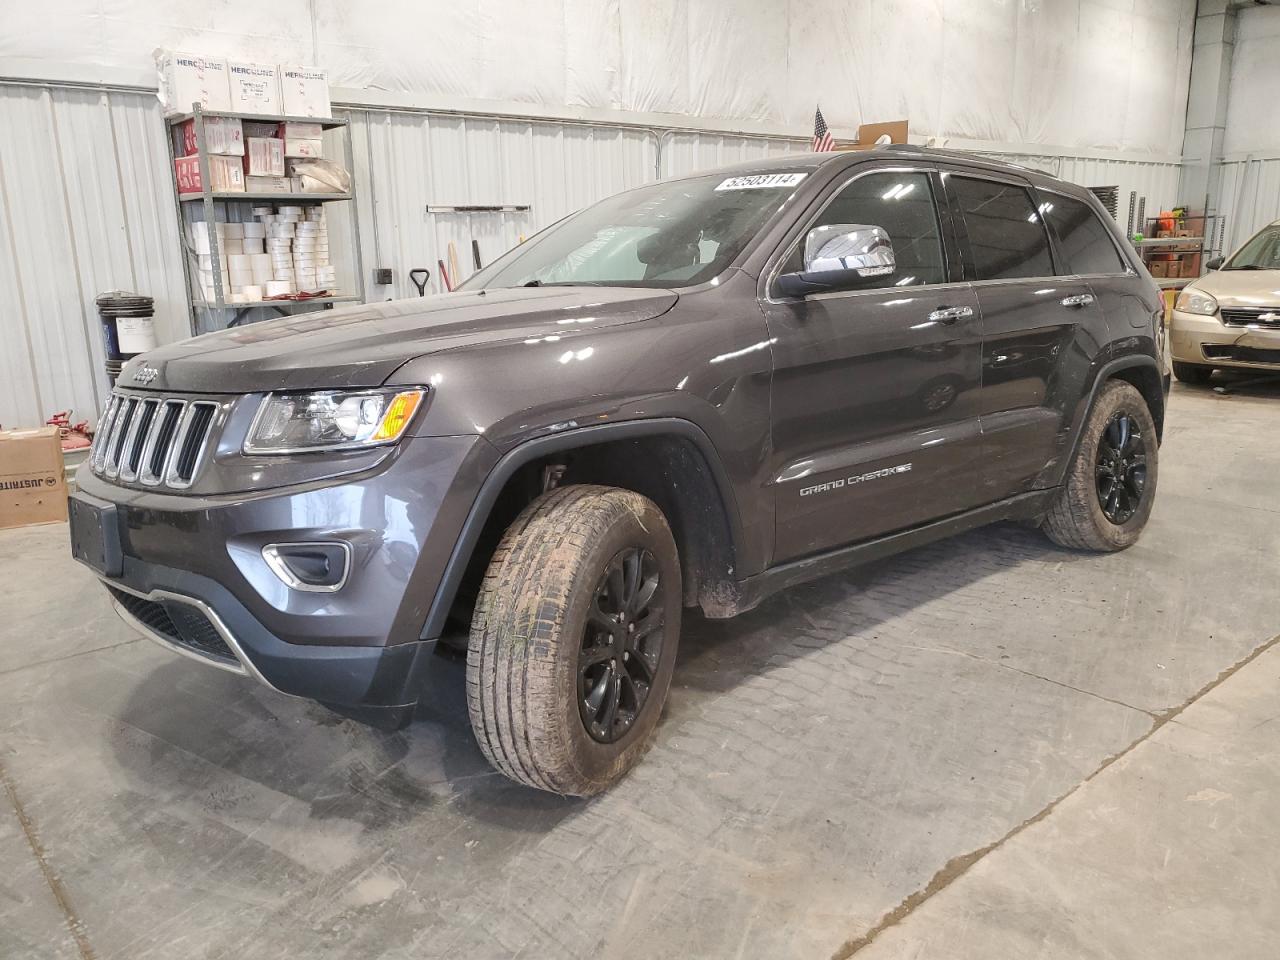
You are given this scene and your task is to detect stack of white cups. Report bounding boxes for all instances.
[306,208,335,291]
[192,204,338,303]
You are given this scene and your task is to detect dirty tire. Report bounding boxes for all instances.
[1042,380,1158,552]
[1172,361,1212,385]
[466,484,681,796]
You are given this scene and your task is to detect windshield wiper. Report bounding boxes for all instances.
[519,280,605,287]
[1223,265,1266,271]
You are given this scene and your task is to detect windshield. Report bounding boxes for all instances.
[462,172,809,290]
[1224,224,1280,270]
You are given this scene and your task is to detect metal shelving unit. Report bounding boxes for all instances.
[1137,214,1223,292]
[165,104,365,333]
[181,192,354,203]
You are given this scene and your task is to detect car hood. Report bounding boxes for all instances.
[1186,269,1280,308]
[121,287,678,393]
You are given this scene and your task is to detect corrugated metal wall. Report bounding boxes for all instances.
[0,81,1190,429]
[1217,159,1280,254]
[338,111,662,300]
[0,84,187,430]
[336,113,808,301]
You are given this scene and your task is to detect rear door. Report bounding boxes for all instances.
[942,171,1101,501]
[1039,186,1153,347]
[761,164,987,563]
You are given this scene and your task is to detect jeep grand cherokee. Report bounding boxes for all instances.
[69,147,1167,795]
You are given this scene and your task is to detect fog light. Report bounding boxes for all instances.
[262,542,352,592]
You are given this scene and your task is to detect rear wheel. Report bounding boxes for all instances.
[466,485,680,795]
[1172,361,1213,385]
[1042,380,1158,552]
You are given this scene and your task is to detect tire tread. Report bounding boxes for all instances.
[1042,379,1157,552]
[466,484,676,795]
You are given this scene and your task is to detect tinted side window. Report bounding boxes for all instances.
[782,171,946,288]
[1043,194,1127,275]
[951,177,1053,280]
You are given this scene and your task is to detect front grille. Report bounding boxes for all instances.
[1220,307,1280,328]
[109,587,238,667]
[1202,344,1280,365]
[90,393,218,489]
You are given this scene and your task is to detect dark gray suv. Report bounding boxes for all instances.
[69,147,1167,795]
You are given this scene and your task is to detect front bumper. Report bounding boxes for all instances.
[71,432,496,707]
[1170,309,1280,369]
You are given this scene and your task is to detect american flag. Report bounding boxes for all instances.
[812,106,834,152]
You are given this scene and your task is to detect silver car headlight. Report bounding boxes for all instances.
[244,388,425,454]
[1174,289,1218,317]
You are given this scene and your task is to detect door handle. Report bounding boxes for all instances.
[927,305,974,324]
[1060,293,1095,308]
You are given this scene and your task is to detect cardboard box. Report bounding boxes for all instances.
[228,61,282,115]
[0,427,67,530]
[835,119,909,152]
[175,155,245,195]
[279,65,332,118]
[283,137,324,159]
[246,175,292,193]
[244,137,286,177]
[178,116,244,156]
[279,122,323,140]
[155,51,231,116]
[1149,261,1167,277]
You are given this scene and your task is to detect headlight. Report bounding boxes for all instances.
[244,388,425,454]
[1174,289,1218,317]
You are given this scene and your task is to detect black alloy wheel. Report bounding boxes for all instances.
[579,546,665,744]
[1095,411,1147,524]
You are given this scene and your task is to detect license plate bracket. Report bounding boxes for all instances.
[68,493,122,578]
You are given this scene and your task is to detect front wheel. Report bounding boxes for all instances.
[466,485,681,796]
[1172,361,1213,385]
[1042,380,1158,552]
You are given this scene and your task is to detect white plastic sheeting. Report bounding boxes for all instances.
[2,0,1194,153]
[1223,8,1280,158]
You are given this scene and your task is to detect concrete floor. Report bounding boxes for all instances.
[1,379,1278,960]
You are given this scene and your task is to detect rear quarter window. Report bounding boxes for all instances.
[1042,194,1128,275]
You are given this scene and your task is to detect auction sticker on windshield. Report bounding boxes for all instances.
[715,173,807,191]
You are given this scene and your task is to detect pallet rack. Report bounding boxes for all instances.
[165,105,365,332]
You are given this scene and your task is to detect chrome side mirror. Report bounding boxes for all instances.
[777,224,896,297]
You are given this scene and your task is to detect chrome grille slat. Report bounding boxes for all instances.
[91,392,219,490]
[97,397,127,472]
[90,396,121,472]
[104,398,138,478]
[117,399,159,482]
[139,400,186,486]
[164,401,218,489]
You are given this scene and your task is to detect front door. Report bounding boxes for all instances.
[761,166,987,563]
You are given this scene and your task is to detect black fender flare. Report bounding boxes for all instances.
[1061,353,1164,475]
[420,417,747,639]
